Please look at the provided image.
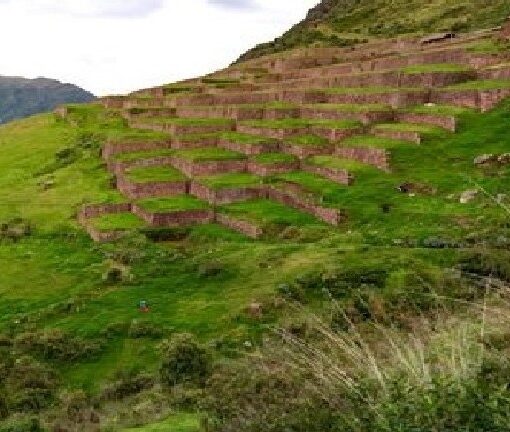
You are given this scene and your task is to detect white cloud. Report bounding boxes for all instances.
[0,0,318,95]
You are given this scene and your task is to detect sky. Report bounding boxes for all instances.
[0,0,318,96]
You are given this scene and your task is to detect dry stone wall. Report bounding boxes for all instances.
[117,176,188,200]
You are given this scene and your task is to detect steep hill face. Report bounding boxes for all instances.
[237,0,510,62]
[0,76,95,124]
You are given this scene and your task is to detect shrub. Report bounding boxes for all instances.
[100,371,155,401]
[14,329,103,362]
[128,320,164,339]
[160,334,211,387]
[0,415,43,432]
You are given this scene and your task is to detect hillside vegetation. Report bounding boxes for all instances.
[0,76,95,124]
[0,3,510,431]
[238,0,510,61]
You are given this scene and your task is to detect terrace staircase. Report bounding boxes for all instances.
[75,26,510,240]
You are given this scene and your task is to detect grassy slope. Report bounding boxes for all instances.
[237,0,510,61]
[1,100,510,428]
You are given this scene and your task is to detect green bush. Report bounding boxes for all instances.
[160,334,211,388]
[0,416,43,432]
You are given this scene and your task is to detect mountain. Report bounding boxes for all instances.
[0,76,95,124]
[237,0,510,62]
[1,3,510,432]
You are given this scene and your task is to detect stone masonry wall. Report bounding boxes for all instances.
[280,143,333,159]
[300,107,394,125]
[395,113,457,132]
[215,213,263,239]
[335,146,390,171]
[301,163,354,185]
[247,161,299,176]
[373,128,422,144]
[170,158,247,177]
[107,156,175,176]
[190,181,267,205]
[132,205,214,227]
[217,138,278,155]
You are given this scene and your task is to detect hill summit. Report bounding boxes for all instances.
[238,0,510,62]
[0,75,95,124]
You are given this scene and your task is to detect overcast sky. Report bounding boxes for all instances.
[0,0,318,96]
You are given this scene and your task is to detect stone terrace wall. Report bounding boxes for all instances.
[267,187,343,226]
[301,107,394,125]
[101,96,126,109]
[176,106,264,121]
[236,124,309,140]
[78,203,133,243]
[264,108,301,120]
[301,163,354,185]
[480,89,510,112]
[190,181,267,205]
[132,205,214,227]
[395,112,457,132]
[102,140,172,160]
[117,176,188,200]
[107,156,175,176]
[170,158,247,177]
[501,18,510,40]
[215,213,263,239]
[217,139,279,156]
[172,136,219,150]
[479,65,510,80]
[280,142,333,159]
[431,89,479,109]
[310,126,362,142]
[247,161,299,176]
[280,90,327,104]
[335,146,390,171]
[373,128,422,144]
[324,90,430,108]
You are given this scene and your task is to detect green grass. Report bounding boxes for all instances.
[402,104,473,116]
[125,166,186,183]
[241,119,310,129]
[444,79,510,91]
[401,63,472,74]
[341,135,413,149]
[174,147,245,162]
[136,195,209,213]
[373,122,446,134]
[219,131,277,145]
[113,149,175,162]
[464,38,510,54]
[252,153,297,165]
[220,199,319,227]
[123,413,199,432]
[325,86,422,95]
[145,117,233,126]
[89,212,145,231]
[199,172,262,189]
[304,103,393,112]
[307,155,373,172]
[285,134,330,147]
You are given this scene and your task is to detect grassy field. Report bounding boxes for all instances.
[89,213,146,231]
[136,195,209,212]
[174,147,245,162]
[125,166,186,183]
[123,413,199,432]
[1,97,510,430]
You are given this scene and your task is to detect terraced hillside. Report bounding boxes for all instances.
[1,19,510,432]
[75,26,510,242]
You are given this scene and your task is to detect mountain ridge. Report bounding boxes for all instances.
[0,75,95,125]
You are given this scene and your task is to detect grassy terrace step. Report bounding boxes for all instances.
[136,195,209,212]
[341,135,414,148]
[306,155,374,172]
[400,104,474,116]
[373,123,446,134]
[240,118,361,129]
[400,64,473,74]
[173,147,246,162]
[219,131,277,145]
[252,152,297,165]
[284,134,330,147]
[138,117,234,126]
[444,79,510,90]
[199,172,263,190]
[88,213,146,231]
[124,166,186,183]
[273,171,342,203]
[113,149,175,162]
[324,86,424,95]
[220,199,318,227]
[303,103,393,113]
[106,130,171,143]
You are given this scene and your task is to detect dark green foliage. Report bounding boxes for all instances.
[14,329,103,362]
[160,334,211,387]
[458,249,510,282]
[0,416,43,432]
[0,219,32,242]
[100,370,155,401]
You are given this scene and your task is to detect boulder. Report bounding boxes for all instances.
[474,154,497,166]
[460,189,479,204]
[497,153,510,165]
